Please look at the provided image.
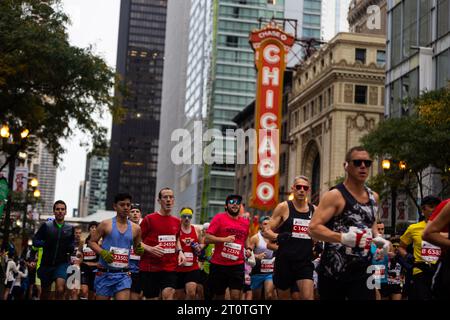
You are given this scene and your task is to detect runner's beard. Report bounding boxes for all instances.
[227,207,239,216]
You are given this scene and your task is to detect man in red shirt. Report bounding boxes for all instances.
[205,194,251,300]
[139,188,186,300]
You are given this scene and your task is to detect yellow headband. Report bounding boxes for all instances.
[180,208,193,215]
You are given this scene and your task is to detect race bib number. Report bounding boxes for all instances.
[158,235,176,254]
[421,241,441,263]
[109,247,129,269]
[130,247,141,261]
[221,242,242,261]
[373,265,386,280]
[261,258,275,273]
[83,245,97,261]
[292,218,310,239]
[183,252,194,267]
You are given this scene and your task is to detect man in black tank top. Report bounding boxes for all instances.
[309,146,388,300]
[262,175,316,300]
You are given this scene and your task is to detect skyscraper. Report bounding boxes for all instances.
[107,0,167,213]
[167,0,323,222]
[35,142,57,215]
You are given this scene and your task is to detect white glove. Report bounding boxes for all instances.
[372,236,390,255]
[246,251,256,267]
[341,229,372,249]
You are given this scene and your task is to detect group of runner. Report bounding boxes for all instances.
[3,146,449,300]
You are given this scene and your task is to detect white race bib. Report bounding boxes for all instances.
[421,241,441,263]
[261,258,275,273]
[158,235,177,254]
[292,218,311,239]
[109,247,129,269]
[221,242,242,261]
[82,245,97,261]
[183,252,194,267]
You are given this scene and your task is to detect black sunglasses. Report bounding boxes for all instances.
[181,215,192,219]
[295,184,310,191]
[351,159,373,168]
[228,199,241,205]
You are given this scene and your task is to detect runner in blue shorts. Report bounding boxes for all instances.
[88,193,143,300]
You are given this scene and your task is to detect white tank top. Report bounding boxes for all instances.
[254,232,273,259]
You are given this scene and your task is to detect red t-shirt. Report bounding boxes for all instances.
[176,225,200,272]
[429,199,450,232]
[207,212,250,266]
[139,212,181,272]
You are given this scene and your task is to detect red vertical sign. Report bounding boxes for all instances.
[249,22,294,211]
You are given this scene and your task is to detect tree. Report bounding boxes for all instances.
[0,0,124,167]
[361,88,450,208]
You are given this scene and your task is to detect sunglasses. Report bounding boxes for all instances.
[228,199,241,205]
[181,215,192,219]
[295,185,310,191]
[350,159,373,168]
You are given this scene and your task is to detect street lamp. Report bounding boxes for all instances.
[382,158,407,236]
[0,124,30,250]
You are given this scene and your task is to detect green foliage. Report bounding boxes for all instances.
[361,88,450,204]
[0,0,123,164]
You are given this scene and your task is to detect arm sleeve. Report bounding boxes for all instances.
[33,223,47,247]
[207,215,220,236]
[400,226,412,246]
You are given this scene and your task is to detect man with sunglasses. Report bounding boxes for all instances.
[139,188,186,300]
[175,207,202,299]
[309,146,388,300]
[205,194,251,300]
[262,175,316,300]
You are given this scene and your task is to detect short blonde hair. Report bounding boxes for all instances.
[293,175,309,184]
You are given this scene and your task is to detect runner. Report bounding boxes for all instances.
[262,175,316,300]
[198,222,214,300]
[205,194,251,300]
[128,203,143,300]
[66,226,82,300]
[423,200,450,300]
[309,146,388,300]
[80,221,99,300]
[139,188,185,300]
[249,216,276,300]
[175,207,202,300]
[3,247,17,300]
[370,222,391,300]
[33,200,75,300]
[89,193,143,300]
[399,195,441,300]
[384,237,404,300]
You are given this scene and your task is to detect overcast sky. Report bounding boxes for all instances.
[54,0,120,216]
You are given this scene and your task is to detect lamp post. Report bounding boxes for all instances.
[21,178,39,247]
[382,158,407,236]
[1,125,30,250]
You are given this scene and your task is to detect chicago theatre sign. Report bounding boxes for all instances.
[249,22,294,211]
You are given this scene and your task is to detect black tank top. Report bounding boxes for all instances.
[276,201,314,261]
[319,183,377,279]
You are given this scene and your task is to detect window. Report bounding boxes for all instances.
[303,106,307,122]
[377,50,386,66]
[226,36,238,48]
[438,0,450,38]
[436,49,449,89]
[355,85,367,104]
[355,48,366,64]
[319,95,323,112]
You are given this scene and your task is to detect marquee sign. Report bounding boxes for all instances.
[249,22,295,211]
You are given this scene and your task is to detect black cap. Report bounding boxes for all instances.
[421,196,441,207]
[225,194,243,205]
[131,203,141,211]
[88,221,99,229]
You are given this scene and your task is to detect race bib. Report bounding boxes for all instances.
[183,252,194,267]
[261,258,275,273]
[421,241,441,263]
[130,247,141,261]
[109,247,129,269]
[83,245,97,261]
[158,235,176,254]
[373,265,386,280]
[221,242,242,261]
[292,218,310,239]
